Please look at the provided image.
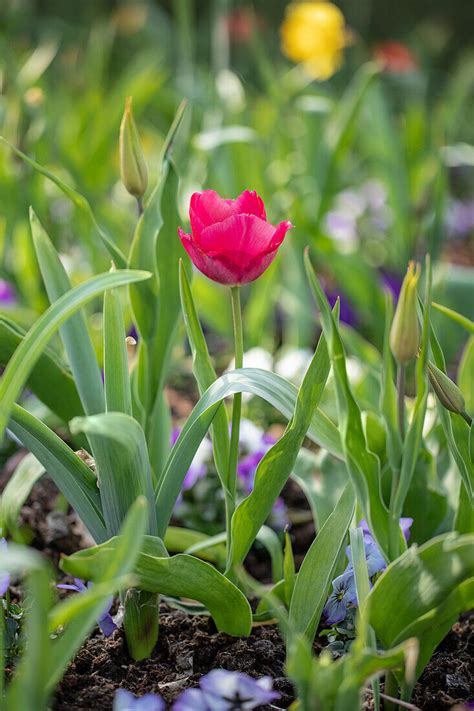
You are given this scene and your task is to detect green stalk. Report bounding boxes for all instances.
[389,364,406,560]
[123,588,159,661]
[396,364,405,440]
[225,286,243,573]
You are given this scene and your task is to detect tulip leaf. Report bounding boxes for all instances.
[367,533,474,682]
[431,302,474,334]
[305,250,390,559]
[7,404,107,543]
[70,413,157,537]
[103,280,132,416]
[229,327,332,569]
[177,260,230,492]
[0,268,150,440]
[62,536,252,638]
[0,316,83,423]
[289,482,355,642]
[30,208,105,418]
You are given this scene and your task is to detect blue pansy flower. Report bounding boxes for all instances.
[113,689,164,710]
[174,670,280,710]
[0,538,10,596]
[323,571,358,625]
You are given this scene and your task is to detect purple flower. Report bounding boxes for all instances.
[323,571,358,625]
[446,199,474,239]
[174,670,280,710]
[114,689,165,711]
[345,538,386,577]
[0,538,10,596]
[57,578,117,637]
[0,279,16,306]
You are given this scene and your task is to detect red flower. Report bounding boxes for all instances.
[373,41,418,74]
[178,190,292,286]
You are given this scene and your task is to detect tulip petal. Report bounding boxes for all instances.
[234,190,267,220]
[198,214,283,257]
[190,190,235,237]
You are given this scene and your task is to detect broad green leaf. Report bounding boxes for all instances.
[0,137,126,266]
[178,260,229,492]
[30,208,105,417]
[155,367,342,536]
[70,413,157,537]
[8,404,107,543]
[103,279,132,415]
[62,537,253,638]
[368,533,474,680]
[305,250,389,558]
[48,497,148,691]
[0,316,83,423]
[0,452,44,538]
[229,326,332,569]
[0,268,151,440]
[289,483,355,642]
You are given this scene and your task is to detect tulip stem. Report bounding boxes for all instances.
[225,286,243,573]
[396,364,405,440]
[136,196,144,217]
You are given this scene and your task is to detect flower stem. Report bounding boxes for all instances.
[225,286,243,573]
[396,364,405,440]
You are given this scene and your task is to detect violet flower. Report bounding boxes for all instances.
[57,578,117,637]
[323,571,358,625]
[114,689,165,711]
[174,670,280,710]
[0,538,10,596]
[0,279,16,307]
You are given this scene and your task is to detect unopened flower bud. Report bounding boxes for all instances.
[390,261,421,364]
[119,96,148,198]
[427,362,466,415]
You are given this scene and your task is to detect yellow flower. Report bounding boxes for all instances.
[281,1,349,80]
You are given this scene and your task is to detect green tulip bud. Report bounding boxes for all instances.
[390,261,421,364]
[427,361,466,415]
[119,96,148,199]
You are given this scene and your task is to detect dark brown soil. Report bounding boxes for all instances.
[54,605,294,710]
[411,611,474,710]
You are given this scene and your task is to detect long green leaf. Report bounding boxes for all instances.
[30,208,105,416]
[178,260,229,492]
[305,250,390,558]
[70,413,157,536]
[103,277,132,415]
[0,268,151,439]
[0,316,83,423]
[229,328,332,569]
[289,483,355,642]
[8,404,107,542]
